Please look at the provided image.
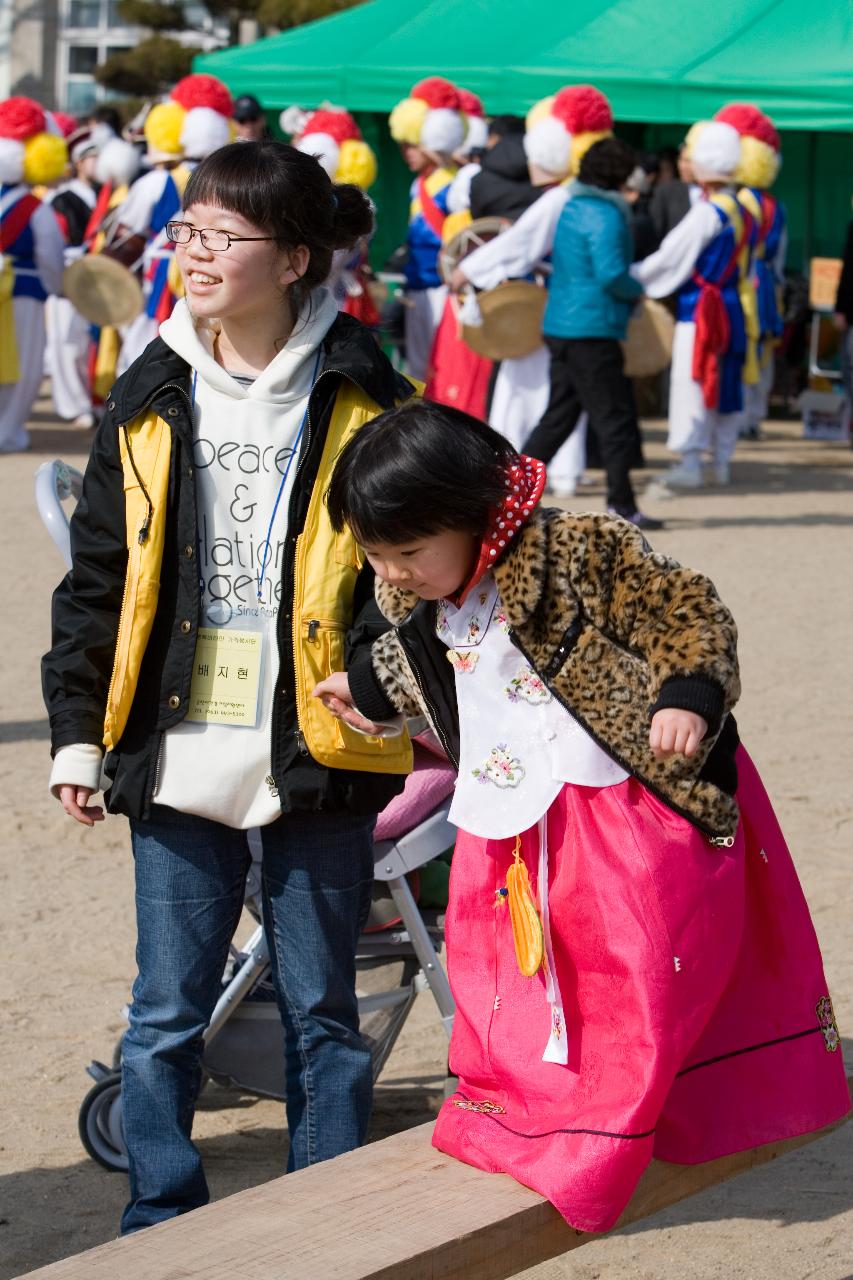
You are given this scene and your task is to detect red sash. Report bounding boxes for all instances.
[84,182,114,246]
[0,193,41,254]
[691,206,752,410]
[757,192,776,251]
[417,174,446,241]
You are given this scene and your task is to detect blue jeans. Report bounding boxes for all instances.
[120,805,375,1234]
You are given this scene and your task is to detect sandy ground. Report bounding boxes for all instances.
[1,392,851,1280]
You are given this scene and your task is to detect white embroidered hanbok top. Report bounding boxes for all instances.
[439,573,627,840]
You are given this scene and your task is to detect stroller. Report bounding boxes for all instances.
[36,460,457,1173]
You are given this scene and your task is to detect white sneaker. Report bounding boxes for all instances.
[662,462,704,489]
[73,411,96,429]
[713,462,731,486]
[547,482,577,498]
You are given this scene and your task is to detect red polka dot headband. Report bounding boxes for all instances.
[457,454,547,603]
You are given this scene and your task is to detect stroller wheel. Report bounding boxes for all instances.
[78,1072,129,1172]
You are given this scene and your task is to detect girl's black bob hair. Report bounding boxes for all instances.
[326,399,519,546]
[182,141,373,314]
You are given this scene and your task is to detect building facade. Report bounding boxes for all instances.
[0,0,226,115]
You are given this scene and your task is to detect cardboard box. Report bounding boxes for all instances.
[809,258,843,312]
[800,390,851,441]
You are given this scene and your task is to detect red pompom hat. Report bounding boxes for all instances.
[171,73,234,119]
[0,96,46,142]
[713,102,781,189]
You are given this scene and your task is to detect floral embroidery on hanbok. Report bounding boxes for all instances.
[496,609,510,635]
[436,603,450,638]
[472,744,525,788]
[447,648,480,674]
[505,666,552,705]
[816,995,840,1052]
[466,615,483,644]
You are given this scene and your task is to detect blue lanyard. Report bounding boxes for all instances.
[190,350,322,606]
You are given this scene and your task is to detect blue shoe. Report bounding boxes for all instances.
[607,505,665,531]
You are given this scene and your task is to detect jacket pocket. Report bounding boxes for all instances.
[295,619,412,774]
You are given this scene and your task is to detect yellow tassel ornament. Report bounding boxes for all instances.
[496,836,544,978]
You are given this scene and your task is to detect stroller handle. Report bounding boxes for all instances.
[35,459,84,571]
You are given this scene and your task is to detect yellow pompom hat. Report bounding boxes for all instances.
[389,77,466,155]
[0,96,68,186]
[714,103,781,189]
[143,74,235,164]
[292,107,378,189]
[525,84,613,179]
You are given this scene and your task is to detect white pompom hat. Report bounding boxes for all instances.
[690,120,742,183]
[95,136,141,187]
[180,105,232,161]
[524,116,573,179]
[389,78,466,158]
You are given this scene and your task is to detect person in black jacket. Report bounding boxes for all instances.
[833,216,853,407]
[469,132,541,222]
[42,142,415,1234]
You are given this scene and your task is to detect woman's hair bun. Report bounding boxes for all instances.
[330,182,374,249]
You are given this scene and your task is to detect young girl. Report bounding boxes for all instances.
[314,400,849,1234]
[42,140,416,1233]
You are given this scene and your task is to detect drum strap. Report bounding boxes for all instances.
[417,175,446,241]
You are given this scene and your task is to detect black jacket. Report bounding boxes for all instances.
[648,180,693,249]
[469,136,541,222]
[834,221,853,322]
[42,314,414,821]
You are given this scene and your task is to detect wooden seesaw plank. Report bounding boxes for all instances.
[18,1107,850,1280]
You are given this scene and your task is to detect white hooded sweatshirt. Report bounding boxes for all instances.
[50,287,339,829]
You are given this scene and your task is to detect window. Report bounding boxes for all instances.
[65,80,99,113]
[68,45,99,74]
[68,0,102,27]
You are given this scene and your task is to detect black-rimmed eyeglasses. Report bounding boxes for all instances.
[165,221,277,252]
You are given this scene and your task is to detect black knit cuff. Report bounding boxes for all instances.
[348,656,399,723]
[650,675,725,737]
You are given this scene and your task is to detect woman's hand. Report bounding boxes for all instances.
[312,672,386,736]
[449,266,469,294]
[649,709,707,760]
[58,785,105,827]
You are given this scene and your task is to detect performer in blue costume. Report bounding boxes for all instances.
[715,103,786,439]
[633,120,751,488]
[389,77,465,381]
[0,95,66,452]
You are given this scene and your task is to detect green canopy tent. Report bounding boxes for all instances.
[197,0,853,269]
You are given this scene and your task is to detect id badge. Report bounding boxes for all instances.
[186,627,264,727]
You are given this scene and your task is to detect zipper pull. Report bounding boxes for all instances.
[265,773,279,798]
[307,619,320,640]
[295,730,309,756]
[708,835,735,848]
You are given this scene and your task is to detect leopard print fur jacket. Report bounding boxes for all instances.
[367,507,741,840]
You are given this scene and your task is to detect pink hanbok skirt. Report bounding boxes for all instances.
[433,746,850,1233]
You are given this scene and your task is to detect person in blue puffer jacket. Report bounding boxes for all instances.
[523,137,660,529]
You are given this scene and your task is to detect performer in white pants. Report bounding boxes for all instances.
[0,96,67,452]
[46,131,100,426]
[632,122,749,488]
[452,82,618,495]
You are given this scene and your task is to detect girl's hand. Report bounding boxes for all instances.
[312,672,385,736]
[649,709,707,760]
[58,785,105,827]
